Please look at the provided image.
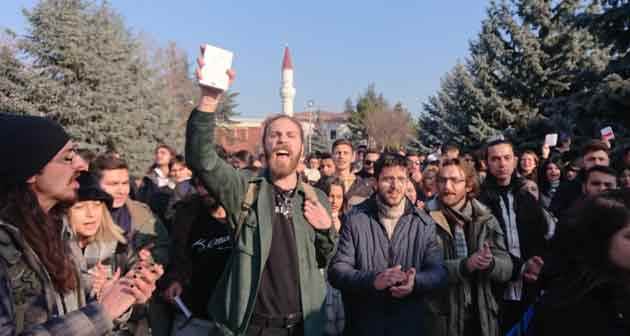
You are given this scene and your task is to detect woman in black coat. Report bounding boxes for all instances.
[528,189,630,335]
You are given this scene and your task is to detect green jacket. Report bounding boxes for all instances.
[425,199,513,336]
[185,110,337,336]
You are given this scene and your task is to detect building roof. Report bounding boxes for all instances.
[293,111,349,123]
[282,47,293,70]
[218,116,265,128]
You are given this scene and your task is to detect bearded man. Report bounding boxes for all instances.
[185,47,337,336]
[327,153,446,335]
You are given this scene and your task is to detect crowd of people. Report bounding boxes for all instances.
[1,51,630,336]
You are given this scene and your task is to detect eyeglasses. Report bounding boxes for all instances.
[364,160,375,166]
[437,176,466,185]
[55,147,78,165]
[380,176,408,186]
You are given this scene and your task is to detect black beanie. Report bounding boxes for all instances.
[76,172,113,208]
[0,113,70,184]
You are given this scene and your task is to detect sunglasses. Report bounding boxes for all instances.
[364,160,376,166]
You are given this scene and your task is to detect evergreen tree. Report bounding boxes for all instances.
[308,109,331,154]
[418,63,478,147]
[0,30,38,115]
[216,90,240,122]
[421,0,613,147]
[14,0,190,173]
[586,0,630,75]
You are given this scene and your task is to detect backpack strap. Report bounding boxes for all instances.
[232,181,318,242]
[301,183,319,203]
[234,181,260,242]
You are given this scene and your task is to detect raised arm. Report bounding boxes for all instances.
[185,47,246,226]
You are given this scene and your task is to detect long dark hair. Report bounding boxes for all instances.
[549,189,630,306]
[0,183,77,292]
[539,157,564,194]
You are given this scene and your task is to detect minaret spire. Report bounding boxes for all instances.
[280,46,296,116]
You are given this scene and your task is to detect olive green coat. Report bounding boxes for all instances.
[425,199,513,336]
[185,110,337,336]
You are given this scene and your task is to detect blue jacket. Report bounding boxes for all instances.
[328,196,447,336]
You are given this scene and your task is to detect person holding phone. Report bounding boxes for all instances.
[425,158,512,336]
[0,113,163,336]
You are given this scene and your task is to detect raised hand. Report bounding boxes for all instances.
[304,198,332,230]
[195,44,236,112]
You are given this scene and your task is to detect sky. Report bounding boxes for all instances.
[2,0,489,118]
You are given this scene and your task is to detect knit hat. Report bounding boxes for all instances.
[76,172,113,208]
[0,113,70,184]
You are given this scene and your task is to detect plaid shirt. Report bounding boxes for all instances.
[0,220,113,336]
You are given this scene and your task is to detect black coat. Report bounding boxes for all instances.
[549,177,582,219]
[478,175,548,300]
[527,285,630,336]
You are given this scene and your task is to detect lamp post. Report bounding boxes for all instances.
[307,100,315,154]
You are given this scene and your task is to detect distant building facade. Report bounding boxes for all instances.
[215,117,264,154]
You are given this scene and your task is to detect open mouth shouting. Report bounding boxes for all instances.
[273,148,292,163]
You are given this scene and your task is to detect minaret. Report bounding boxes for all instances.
[280,46,296,116]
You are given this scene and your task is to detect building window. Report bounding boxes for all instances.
[330,129,337,140]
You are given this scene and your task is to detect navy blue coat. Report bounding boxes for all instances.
[328,197,447,336]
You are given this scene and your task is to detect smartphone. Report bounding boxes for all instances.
[601,126,614,141]
[127,241,155,267]
[544,133,558,147]
[199,44,233,91]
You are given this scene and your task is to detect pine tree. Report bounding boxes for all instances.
[564,0,630,135]
[216,90,240,122]
[308,109,331,154]
[423,0,613,145]
[17,0,184,173]
[0,30,38,115]
[587,0,630,75]
[418,63,478,148]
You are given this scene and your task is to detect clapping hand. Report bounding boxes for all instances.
[390,268,416,299]
[466,242,494,272]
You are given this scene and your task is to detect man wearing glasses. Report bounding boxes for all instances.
[328,153,446,335]
[356,149,380,180]
[406,151,424,186]
[425,158,512,336]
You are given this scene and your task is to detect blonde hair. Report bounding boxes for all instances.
[69,201,126,245]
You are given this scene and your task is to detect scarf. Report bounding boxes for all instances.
[442,200,475,307]
[376,196,406,239]
[498,189,523,301]
[442,201,474,258]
